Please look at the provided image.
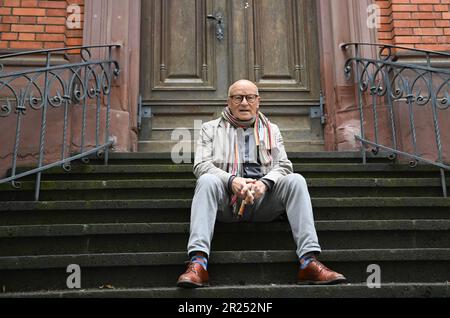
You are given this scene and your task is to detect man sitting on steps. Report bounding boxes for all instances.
[177,79,346,288]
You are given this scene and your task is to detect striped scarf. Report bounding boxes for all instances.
[221,107,274,171]
[221,107,274,215]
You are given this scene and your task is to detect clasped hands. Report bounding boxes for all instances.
[231,177,268,205]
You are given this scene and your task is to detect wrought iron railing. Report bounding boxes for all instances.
[0,44,121,200]
[342,42,450,197]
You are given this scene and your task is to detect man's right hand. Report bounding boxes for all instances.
[231,177,256,199]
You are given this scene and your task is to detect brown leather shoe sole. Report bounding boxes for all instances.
[177,279,209,288]
[297,277,347,285]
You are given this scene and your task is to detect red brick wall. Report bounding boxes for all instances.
[0,0,84,51]
[2,1,446,52]
[377,0,450,51]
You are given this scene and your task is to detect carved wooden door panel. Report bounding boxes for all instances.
[141,0,229,103]
[229,0,320,102]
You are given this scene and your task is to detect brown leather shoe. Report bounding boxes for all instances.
[177,261,209,288]
[298,257,346,285]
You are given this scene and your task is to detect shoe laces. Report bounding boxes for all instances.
[186,262,199,275]
[311,259,331,274]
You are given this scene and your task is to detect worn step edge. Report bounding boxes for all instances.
[103,151,386,160]
[99,151,392,160]
[1,178,448,191]
[1,198,450,211]
[1,220,449,238]
[2,283,448,298]
[0,282,450,299]
[0,249,449,270]
[12,163,442,175]
[137,140,326,145]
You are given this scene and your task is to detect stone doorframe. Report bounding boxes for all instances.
[83,0,376,152]
[83,0,142,152]
[317,0,377,151]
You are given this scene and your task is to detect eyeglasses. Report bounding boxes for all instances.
[229,94,259,104]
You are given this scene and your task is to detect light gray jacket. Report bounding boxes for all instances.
[193,117,293,187]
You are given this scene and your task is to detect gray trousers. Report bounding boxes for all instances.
[188,173,322,259]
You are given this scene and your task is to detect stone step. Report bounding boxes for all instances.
[1,178,448,201]
[108,151,390,159]
[1,198,449,226]
[150,115,213,130]
[9,151,389,169]
[0,249,449,292]
[1,205,449,226]
[150,128,321,141]
[92,151,393,164]
[149,114,314,131]
[3,220,449,237]
[1,197,450,211]
[11,164,443,181]
[0,220,448,256]
[4,178,447,190]
[138,140,325,153]
[2,283,448,298]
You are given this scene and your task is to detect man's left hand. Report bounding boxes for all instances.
[250,181,268,201]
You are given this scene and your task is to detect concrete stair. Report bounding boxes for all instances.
[0,152,449,297]
[138,140,325,153]
[6,283,449,298]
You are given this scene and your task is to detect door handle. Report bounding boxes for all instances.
[207,12,224,41]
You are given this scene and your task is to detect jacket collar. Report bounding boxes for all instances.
[217,117,226,128]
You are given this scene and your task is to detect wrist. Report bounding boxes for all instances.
[228,175,236,193]
[259,178,274,191]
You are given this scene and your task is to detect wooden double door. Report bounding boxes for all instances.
[140,0,323,148]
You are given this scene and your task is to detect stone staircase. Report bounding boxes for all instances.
[0,152,449,298]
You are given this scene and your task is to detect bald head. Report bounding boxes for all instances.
[228,79,259,97]
[227,79,260,121]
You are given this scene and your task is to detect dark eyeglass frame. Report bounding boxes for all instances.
[229,94,259,104]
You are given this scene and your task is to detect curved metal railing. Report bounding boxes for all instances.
[0,44,121,200]
[341,42,450,197]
